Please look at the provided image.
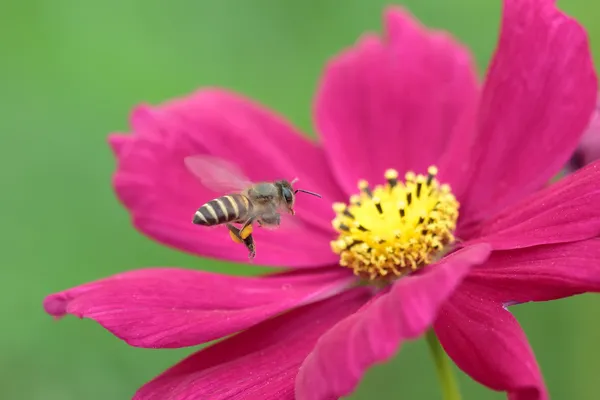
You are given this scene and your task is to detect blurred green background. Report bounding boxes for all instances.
[2,0,599,399]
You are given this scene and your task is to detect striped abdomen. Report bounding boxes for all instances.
[193,194,253,226]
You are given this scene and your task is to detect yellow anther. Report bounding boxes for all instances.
[332,202,347,213]
[330,165,459,281]
[385,169,399,180]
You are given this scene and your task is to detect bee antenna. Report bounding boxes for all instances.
[290,177,299,185]
[294,189,322,198]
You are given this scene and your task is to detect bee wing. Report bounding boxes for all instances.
[283,212,311,231]
[254,205,308,232]
[184,154,254,193]
[266,215,305,231]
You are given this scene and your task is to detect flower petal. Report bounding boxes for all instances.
[467,238,600,305]
[111,90,344,267]
[570,96,600,169]
[467,162,600,249]
[314,6,479,195]
[435,284,547,400]
[457,0,597,224]
[133,287,371,400]
[43,267,355,348]
[295,244,491,400]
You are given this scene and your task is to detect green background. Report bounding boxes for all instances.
[2,0,599,399]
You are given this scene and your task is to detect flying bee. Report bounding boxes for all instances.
[184,155,322,259]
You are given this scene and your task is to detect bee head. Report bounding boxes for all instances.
[277,180,296,215]
[277,178,323,216]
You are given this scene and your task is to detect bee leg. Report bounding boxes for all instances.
[243,234,256,260]
[226,223,243,243]
[227,220,254,241]
[239,218,254,234]
[227,224,241,241]
[239,218,256,259]
[226,221,256,259]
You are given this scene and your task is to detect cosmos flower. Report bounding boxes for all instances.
[569,97,600,170]
[44,1,600,400]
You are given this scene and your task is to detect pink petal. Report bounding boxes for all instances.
[467,161,600,249]
[43,267,355,348]
[134,287,371,400]
[107,133,129,157]
[295,244,491,400]
[314,6,479,195]
[467,238,600,305]
[111,89,344,267]
[435,283,547,400]
[571,96,600,169]
[458,0,597,225]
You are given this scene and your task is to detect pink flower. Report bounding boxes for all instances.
[44,2,600,400]
[570,96,600,169]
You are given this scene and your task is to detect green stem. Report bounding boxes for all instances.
[425,328,462,400]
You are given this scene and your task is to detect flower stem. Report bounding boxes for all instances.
[425,328,462,400]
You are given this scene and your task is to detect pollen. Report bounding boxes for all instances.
[331,166,459,281]
[229,225,253,244]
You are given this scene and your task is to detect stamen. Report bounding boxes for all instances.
[356,224,369,232]
[398,201,406,218]
[416,176,424,198]
[333,202,355,219]
[427,166,437,186]
[330,166,459,281]
[338,223,350,232]
[358,180,373,198]
[385,169,398,188]
[373,197,383,214]
[350,195,362,207]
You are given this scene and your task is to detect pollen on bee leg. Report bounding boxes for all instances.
[330,165,459,281]
[229,230,243,244]
[240,225,253,239]
[229,224,253,244]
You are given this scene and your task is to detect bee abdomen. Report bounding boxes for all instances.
[193,194,252,226]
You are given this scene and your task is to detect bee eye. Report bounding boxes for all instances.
[283,188,293,204]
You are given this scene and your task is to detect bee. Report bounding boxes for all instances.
[184,155,322,259]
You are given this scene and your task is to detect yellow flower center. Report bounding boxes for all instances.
[331,166,459,281]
